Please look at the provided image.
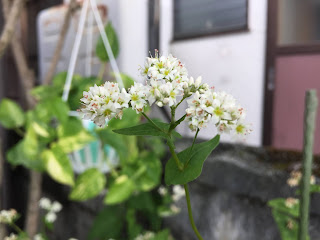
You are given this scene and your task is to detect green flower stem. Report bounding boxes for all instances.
[184,184,204,240]
[170,106,176,123]
[175,96,187,110]
[10,222,23,234]
[167,139,184,171]
[298,90,318,240]
[141,112,164,133]
[14,127,24,137]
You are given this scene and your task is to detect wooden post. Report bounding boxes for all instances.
[298,89,318,240]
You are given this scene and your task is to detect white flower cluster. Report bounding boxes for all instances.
[80,82,131,127]
[80,52,250,136]
[172,185,185,202]
[186,88,251,135]
[0,209,18,224]
[34,234,76,240]
[141,52,207,107]
[4,233,17,240]
[39,197,62,223]
[134,231,155,240]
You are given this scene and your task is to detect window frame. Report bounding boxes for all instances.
[172,0,250,42]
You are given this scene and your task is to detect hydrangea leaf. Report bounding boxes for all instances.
[96,22,119,62]
[104,175,135,205]
[165,135,220,185]
[69,168,106,201]
[42,145,74,186]
[0,98,25,129]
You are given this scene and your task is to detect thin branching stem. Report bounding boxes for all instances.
[141,112,164,133]
[184,184,204,240]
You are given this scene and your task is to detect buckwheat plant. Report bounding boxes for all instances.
[80,51,251,240]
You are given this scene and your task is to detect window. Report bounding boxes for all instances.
[277,0,320,46]
[173,0,248,40]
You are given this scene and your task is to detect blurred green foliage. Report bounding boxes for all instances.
[0,21,177,239]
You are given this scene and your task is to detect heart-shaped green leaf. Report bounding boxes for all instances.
[56,117,95,153]
[165,135,220,185]
[69,168,106,201]
[96,22,119,62]
[0,98,25,129]
[104,175,135,205]
[42,145,74,186]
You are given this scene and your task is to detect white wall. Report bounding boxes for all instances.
[104,0,149,80]
[160,0,268,146]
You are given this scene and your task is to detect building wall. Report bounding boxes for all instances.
[160,0,268,147]
[104,0,149,81]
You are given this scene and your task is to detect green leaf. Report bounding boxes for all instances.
[128,192,155,212]
[271,209,298,240]
[52,72,68,89]
[126,208,143,239]
[69,168,106,201]
[56,117,95,153]
[96,22,119,62]
[7,126,44,171]
[7,140,44,171]
[113,121,166,138]
[104,175,135,205]
[0,98,25,129]
[42,145,74,186]
[153,229,171,240]
[96,128,128,162]
[88,206,124,240]
[31,85,60,101]
[135,153,161,191]
[268,198,299,218]
[165,135,220,185]
[47,97,70,124]
[107,108,140,129]
[119,73,135,89]
[31,97,69,125]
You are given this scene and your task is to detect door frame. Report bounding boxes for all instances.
[263,0,320,146]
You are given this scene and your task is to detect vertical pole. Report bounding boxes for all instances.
[298,89,318,240]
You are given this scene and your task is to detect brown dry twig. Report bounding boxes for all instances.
[0,0,25,58]
[43,0,79,85]
[2,0,39,237]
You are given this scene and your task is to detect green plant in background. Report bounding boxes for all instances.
[0,75,179,239]
[0,198,78,240]
[0,22,178,239]
[268,90,318,240]
[79,50,252,239]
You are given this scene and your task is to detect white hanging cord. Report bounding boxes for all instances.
[62,0,89,101]
[85,10,94,77]
[89,0,124,88]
